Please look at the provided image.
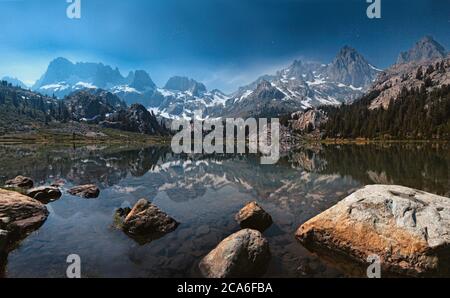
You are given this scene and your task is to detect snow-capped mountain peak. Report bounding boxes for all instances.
[164,76,207,96]
[27,47,383,120]
[219,46,382,117]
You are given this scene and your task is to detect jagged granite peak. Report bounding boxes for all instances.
[327,46,380,88]
[33,57,126,96]
[164,76,207,95]
[33,57,74,88]
[397,36,447,64]
[129,70,156,91]
[281,59,316,81]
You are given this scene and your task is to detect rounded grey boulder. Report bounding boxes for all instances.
[199,229,271,278]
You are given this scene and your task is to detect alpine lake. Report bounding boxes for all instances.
[1,142,449,278]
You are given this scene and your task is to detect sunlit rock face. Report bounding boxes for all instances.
[296,185,450,276]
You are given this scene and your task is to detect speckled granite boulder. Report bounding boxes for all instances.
[199,229,271,278]
[296,185,450,276]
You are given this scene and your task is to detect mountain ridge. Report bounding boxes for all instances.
[10,35,447,120]
[219,45,381,117]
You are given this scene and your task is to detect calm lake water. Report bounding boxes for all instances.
[1,143,449,278]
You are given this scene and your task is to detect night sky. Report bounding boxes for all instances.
[0,0,449,92]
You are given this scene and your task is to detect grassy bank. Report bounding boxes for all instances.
[0,125,171,145]
[320,138,450,145]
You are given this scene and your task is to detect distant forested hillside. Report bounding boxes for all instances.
[0,80,69,134]
[0,81,168,137]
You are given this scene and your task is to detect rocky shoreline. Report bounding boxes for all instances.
[0,176,104,275]
[1,174,449,278]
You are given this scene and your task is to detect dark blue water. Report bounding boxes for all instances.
[1,143,449,277]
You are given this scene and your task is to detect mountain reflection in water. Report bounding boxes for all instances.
[0,143,448,277]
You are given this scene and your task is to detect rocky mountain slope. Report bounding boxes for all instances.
[64,89,127,122]
[101,104,168,136]
[369,56,450,110]
[150,78,229,119]
[283,36,450,140]
[321,60,450,140]
[0,80,68,134]
[30,58,229,119]
[337,36,450,111]
[27,45,380,120]
[367,36,449,110]
[0,81,168,136]
[10,36,448,122]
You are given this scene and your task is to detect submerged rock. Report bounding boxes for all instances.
[115,199,178,244]
[27,186,62,204]
[235,202,273,232]
[296,185,450,276]
[68,184,100,198]
[4,176,34,189]
[199,229,271,278]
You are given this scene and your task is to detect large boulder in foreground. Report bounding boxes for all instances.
[199,229,271,278]
[235,202,273,232]
[116,199,178,244]
[0,188,51,275]
[296,185,450,276]
[0,189,49,244]
[68,184,100,198]
[4,176,34,189]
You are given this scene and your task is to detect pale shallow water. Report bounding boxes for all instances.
[0,143,449,278]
